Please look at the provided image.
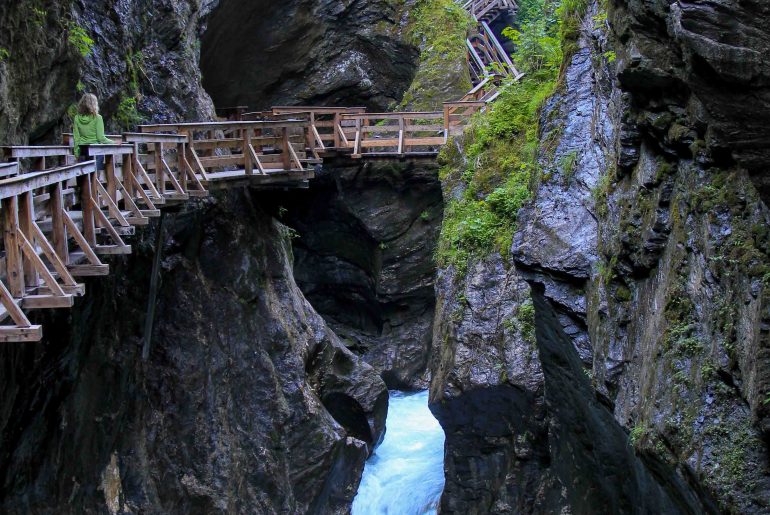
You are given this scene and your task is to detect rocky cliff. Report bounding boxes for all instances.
[430,0,770,513]
[0,0,216,143]
[0,190,388,513]
[267,159,444,390]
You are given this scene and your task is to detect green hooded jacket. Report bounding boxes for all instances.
[73,114,113,156]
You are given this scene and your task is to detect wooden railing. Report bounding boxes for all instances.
[139,120,315,185]
[338,112,447,158]
[271,107,366,155]
[462,0,517,21]
[0,159,139,341]
[0,120,322,342]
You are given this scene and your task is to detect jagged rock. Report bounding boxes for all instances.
[0,190,388,513]
[0,0,216,143]
[268,159,444,389]
[200,0,418,110]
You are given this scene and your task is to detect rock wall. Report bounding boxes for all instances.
[430,1,770,513]
[266,160,444,390]
[200,0,418,111]
[0,190,388,513]
[0,0,216,143]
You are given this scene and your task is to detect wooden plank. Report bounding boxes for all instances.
[94,245,132,255]
[0,326,43,342]
[68,264,109,277]
[22,295,74,309]
[3,146,73,158]
[0,162,94,200]
[95,174,131,228]
[84,144,134,156]
[123,132,188,144]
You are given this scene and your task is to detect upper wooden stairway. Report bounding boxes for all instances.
[0,0,520,342]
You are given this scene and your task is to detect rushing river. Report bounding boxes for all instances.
[351,391,445,515]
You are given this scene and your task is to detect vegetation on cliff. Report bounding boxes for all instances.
[436,0,589,273]
[398,0,473,110]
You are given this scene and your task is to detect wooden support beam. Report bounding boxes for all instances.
[49,182,69,265]
[18,192,38,289]
[2,196,25,297]
[62,210,104,267]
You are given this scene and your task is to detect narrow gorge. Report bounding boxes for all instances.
[0,0,768,514]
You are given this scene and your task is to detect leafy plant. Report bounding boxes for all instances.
[67,21,95,57]
[115,95,142,130]
[0,48,9,63]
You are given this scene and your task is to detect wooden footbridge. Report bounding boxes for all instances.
[0,0,520,342]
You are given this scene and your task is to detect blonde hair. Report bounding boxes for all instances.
[77,93,99,116]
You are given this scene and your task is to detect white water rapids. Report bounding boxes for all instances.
[351,391,445,515]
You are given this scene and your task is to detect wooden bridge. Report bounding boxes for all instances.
[0,0,519,342]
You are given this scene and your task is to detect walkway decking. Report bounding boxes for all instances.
[0,0,518,342]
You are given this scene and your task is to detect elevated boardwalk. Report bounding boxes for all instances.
[0,0,518,342]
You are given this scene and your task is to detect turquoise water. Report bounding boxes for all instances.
[351,391,446,515]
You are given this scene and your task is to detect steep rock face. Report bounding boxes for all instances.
[0,0,215,143]
[431,2,768,512]
[268,160,444,389]
[611,0,770,202]
[200,0,418,111]
[0,190,388,513]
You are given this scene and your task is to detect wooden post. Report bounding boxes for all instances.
[154,142,164,195]
[178,142,188,190]
[123,151,134,204]
[281,127,291,171]
[78,173,96,247]
[50,182,69,265]
[2,196,25,297]
[105,154,118,209]
[334,112,341,149]
[18,191,38,289]
[243,128,253,175]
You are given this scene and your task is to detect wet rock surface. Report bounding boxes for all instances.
[431,1,770,512]
[0,190,388,513]
[268,159,444,389]
[200,0,418,111]
[0,0,216,143]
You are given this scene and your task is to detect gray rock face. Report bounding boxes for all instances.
[431,0,770,512]
[0,0,215,143]
[612,0,770,202]
[269,159,444,389]
[200,0,418,111]
[0,190,388,513]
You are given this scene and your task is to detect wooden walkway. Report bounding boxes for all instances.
[0,0,518,342]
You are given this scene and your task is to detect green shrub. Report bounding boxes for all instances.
[115,96,142,130]
[67,22,95,57]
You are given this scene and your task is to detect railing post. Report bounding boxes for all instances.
[106,154,118,206]
[154,142,164,195]
[50,182,69,265]
[178,142,189,190]
[78,173,97,247]
[281,127,291,171]
[18,191,38,289]
[2,196,25,297]
[244,127,253,175]
[334,112,341,149]
[123,151,134,204]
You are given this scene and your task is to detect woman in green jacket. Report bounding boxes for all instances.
[72,93,113,168]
